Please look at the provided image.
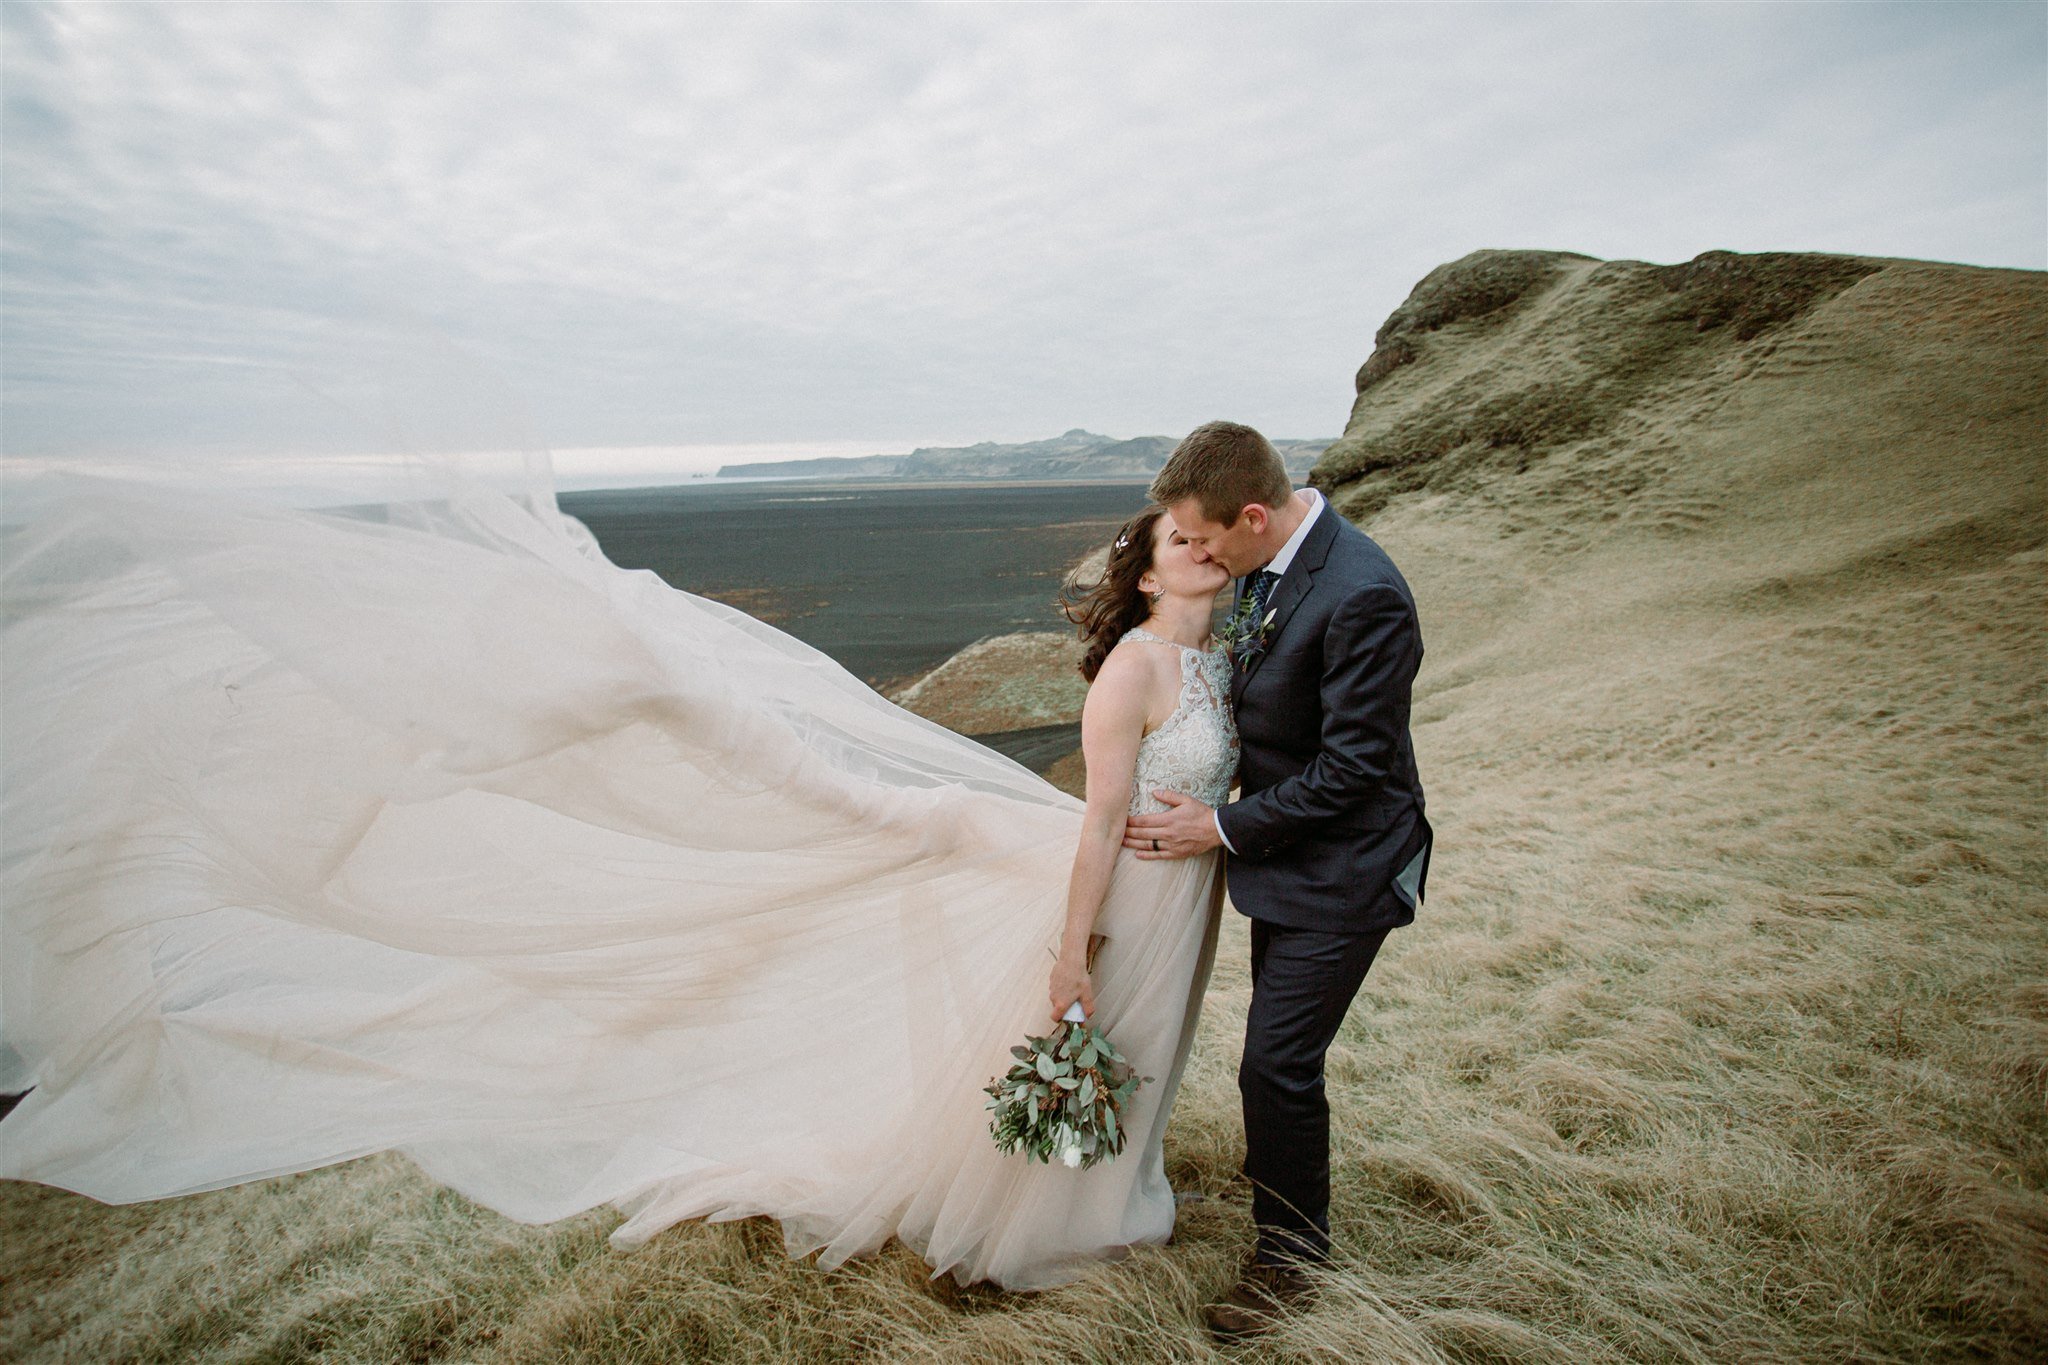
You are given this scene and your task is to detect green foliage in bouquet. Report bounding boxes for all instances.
[983,1020,1149,1169]
[1216,589,1278,663]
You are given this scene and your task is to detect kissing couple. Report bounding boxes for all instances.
[0,420,1429,1342]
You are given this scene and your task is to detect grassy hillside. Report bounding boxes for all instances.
[3,250,2041,1362]
[1274,248,2047,1359]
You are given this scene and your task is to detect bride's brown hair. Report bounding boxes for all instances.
[1060,505,1170,683]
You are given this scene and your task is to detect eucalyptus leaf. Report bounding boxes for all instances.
[986,1015,1150,1172]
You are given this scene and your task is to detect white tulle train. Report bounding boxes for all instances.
[0,473,1224,1289]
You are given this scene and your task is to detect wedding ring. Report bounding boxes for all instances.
[1151,838,1160,851]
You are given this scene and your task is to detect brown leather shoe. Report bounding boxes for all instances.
[1202,1259,1316,1341]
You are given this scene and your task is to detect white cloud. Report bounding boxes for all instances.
[3,1,2041,489]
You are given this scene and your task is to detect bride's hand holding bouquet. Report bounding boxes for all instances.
[983,933,1146,1170]
[1047,932,1098,1025]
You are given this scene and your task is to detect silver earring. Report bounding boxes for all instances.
[1148,589,1164,604]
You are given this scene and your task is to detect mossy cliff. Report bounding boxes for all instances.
[1314,247,1903,523]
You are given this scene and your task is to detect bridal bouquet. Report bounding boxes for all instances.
[984,1009,1146,1170]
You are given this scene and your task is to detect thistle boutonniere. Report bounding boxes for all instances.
[1216,590,1278,665]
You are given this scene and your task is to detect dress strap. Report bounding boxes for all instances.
[1119,626,1214,653]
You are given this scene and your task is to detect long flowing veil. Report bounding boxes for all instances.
[0,328,1099,1280]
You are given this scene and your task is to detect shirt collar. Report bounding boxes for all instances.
[1263,487,1325,579]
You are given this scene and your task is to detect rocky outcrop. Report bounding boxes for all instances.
[888,631,1087,735]
[1315,248,1888,522]
[1308,247,2044,668]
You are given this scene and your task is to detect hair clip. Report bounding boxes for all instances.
[1113,533,1131,551]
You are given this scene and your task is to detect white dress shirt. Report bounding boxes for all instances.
[1213,488,1325,853]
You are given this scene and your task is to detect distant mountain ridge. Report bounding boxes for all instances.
[717,428,1334,481]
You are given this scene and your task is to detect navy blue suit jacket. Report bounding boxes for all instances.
[1216,506,1430,933]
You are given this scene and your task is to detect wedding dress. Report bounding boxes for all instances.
[0,469,1236,1290]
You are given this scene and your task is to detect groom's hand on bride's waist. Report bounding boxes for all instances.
[1123,792,1222,860]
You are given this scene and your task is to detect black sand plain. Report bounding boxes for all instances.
[560,480,1148,689]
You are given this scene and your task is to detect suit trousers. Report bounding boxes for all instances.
[1240,916,1393,1267]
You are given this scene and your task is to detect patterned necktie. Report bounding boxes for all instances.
[1245,568,1281,622]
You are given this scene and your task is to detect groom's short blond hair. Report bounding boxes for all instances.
[1149,421,1292,528]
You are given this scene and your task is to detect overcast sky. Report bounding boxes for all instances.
[3,1,2042,488]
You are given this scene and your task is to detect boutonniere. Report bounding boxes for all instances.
[1216,592,1278,664]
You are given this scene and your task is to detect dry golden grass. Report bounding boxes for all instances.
[4,252,2043,1361]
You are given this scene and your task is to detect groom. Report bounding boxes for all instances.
[1124,420,1431,1340]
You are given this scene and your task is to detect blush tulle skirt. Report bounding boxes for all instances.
[0,474,1224,1289]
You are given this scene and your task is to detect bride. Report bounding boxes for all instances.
[0,461,1236,1291]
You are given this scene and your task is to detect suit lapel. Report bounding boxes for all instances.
[1232,506,1340,702]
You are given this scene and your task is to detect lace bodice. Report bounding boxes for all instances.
[1117,627,1239,815]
